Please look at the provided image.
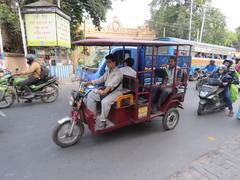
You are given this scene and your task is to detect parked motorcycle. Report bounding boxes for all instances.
[0,72,59,109]
[197,77,230,115]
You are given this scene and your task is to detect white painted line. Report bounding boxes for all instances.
[0,111,6,117]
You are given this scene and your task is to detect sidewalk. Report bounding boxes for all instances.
[169,135,240,180]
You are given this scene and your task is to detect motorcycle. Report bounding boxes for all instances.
[0,71,59,109]
[197,78,230,115]
[52,82,89,147]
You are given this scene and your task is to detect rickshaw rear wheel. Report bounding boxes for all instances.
[52,119,84,148]
[162,108,179,130]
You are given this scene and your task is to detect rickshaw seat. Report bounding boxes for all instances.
[122,75,136,92]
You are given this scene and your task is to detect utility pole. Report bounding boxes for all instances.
[16,2,28,56]
[0,25,4,68]
[196,29,199,42]
[188,0,193,41]
[163,27,166,38]
[199,4,207,43]
[57,0,60,8]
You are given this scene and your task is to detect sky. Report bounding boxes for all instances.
[106,0,240,31]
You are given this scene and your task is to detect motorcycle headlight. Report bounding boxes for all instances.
[200,91,208,97]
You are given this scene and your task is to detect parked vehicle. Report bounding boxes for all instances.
[0,71,59,109]
[52,39,192,148]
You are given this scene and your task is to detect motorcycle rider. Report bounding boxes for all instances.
[15,54,41,98]
[211,62,234,116]
[203,59,217,74]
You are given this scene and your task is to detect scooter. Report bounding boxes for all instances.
[197,78,227,115]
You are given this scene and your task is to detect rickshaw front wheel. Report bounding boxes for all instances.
[52,119,84,148]
[162,108,179,130]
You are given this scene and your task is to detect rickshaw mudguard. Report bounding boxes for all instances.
[163,98,183,111]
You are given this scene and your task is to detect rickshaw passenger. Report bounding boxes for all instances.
[86,54,123,128]
[151,56,182,113]
[120,57,136,77]
[120,57,136,93]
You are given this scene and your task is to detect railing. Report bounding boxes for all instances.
[49,65,73,81]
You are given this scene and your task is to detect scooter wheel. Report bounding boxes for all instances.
[52,119,84,148]
[197,104,204,115]
[162,108,179,130]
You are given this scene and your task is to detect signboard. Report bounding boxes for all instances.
[25,13,57,46]
[56,15,71,48]
[25,13,71,48]
[138,106,148,118]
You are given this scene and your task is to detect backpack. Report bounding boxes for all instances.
[40,65,49,80]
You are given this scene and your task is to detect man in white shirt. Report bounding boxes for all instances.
[120,58,136,77]
[86,54,123,128]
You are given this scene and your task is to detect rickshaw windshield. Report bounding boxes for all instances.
[84,48,108,68]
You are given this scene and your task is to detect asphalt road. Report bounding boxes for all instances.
[1,82,240,180]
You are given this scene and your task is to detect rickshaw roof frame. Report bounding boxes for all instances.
[72,38,192,47]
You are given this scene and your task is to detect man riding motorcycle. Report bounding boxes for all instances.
[204,59,217,74]
[15,54,41,98]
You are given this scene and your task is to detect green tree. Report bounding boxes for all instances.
[236,26,240,42]
[0,2,23,52]
[223,31,238,46]
[149,0,228,45]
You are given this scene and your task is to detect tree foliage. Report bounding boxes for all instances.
[149,0,233,46]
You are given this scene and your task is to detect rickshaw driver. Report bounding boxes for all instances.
[152,56,182,113]
[85,54,123,128]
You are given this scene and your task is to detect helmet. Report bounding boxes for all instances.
[210,59,215,64]
[218,64,227,71]
[223,57,233,68]
[26,54,36,65]
[235,64,240,73]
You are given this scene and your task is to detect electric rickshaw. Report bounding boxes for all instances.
[52,39,192,147]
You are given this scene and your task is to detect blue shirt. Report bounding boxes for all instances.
[204,64,217,73]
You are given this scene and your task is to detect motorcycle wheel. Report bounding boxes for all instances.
[41,85,59,103]
[162,108,179,130]
[0,90,15,109]
[52,119,84,148]
[197,104,204,115]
